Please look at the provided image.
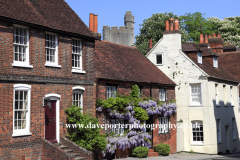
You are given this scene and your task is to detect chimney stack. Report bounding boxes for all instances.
[169,19,174,31]
[217,34,221,38]
[149,39,152,48]
[93,14,98,32]
[165,20,169,31]
[208,33,223,53]
[200,34,204,43]
[174,19,179,30]
[213,33,216,37]
[89,13,94,32]
[208,34,212,38]
[204,34,208,43]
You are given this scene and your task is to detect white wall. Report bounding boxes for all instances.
[146,33,240,154]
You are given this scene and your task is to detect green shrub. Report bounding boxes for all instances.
[154,143,170,156]
[132,146,149,158]
[65,105,106,159]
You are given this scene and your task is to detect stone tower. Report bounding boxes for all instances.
[103,11,134,46]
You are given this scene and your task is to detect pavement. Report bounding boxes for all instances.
[125,152,240,160]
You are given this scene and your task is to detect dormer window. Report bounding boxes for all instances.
[156,53,163,65]
[213,57,218,68]
[197,52,202,64]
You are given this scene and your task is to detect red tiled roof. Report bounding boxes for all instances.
[182,43,238,82]
[0,0,96,39]
[95,40,175,85]
[218,52,240,82]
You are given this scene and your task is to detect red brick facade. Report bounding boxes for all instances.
[96,79,177,155]
[0,20,96,159]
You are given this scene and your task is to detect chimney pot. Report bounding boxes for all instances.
[149,39,152,48]
[89,13,94,32]
[217,34,221,38]
[93,14,98,32]
[204,34,208,43]
[169,19,174,31]
[165,20,169,31]
[208,34,212,38]
[200,34,204,43]
[213,33,216,37]
[174,19,179,30]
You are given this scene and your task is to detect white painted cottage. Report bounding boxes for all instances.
[146,19,240,154]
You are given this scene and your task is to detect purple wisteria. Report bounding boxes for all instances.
[97,100,177,155]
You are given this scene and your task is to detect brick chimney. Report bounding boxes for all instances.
[165,20,169,31]
[89,13,94,32]
[93,14,98,33]
[204,34,208,43]
[147,39,152,53]
[174,19,179,30]
[200,34,203,43]
[89,13,101,39]
[208,33,223,53]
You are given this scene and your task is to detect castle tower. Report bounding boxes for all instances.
[103,11,134,46]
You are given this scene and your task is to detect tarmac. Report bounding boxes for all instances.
[125,152,240,160]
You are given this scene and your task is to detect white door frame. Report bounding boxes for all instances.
[45,93,61,143]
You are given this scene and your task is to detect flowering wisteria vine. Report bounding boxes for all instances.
[96,99,177,156]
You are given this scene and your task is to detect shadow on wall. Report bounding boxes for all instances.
[212,99,240,155]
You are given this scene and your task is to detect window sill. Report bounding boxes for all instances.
[45,63,61,68]
[231,105,234,107]
[12,132,32,137]
[71,69,86,74]
[12,63,33,68]
[191,143,204,146]
[155,64,163,66]
[189,104,202,107]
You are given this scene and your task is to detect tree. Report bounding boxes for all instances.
[180,12,214,43]
[134,12,180,55]
[208,16,240,46]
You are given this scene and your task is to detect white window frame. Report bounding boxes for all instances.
[213,56,218,68]
[106,86,117,99]
[215,84,219,106]
[155,53,163,65]
[217,119,221,143]
[12,25,33,68]
[190,83,202,106]
[71,38,86,74]
[111,119,124,135]
[232,118,236,140]
[12,84,32,137]
[197,52,202,64]
[159,89,166,101]
[45,32,61,68]
[159,117,169,133]
[223,85,227,106]
[230,86,233,106]
[192,121,204,145]
[72,86,85,112]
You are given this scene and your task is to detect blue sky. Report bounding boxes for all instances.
[66,0,240,40]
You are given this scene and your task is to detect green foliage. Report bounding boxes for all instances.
[180,12,214,43]
[190,150,194,154]
[96,96,130,111]
[129,84,142,107]
[132,146,149,158]
[135,12,181,55]
[133,106,149,121]
[154,143,170,156]
[208,16,240,46]
[65,106,106,154]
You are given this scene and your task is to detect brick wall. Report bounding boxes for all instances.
[96,79,176,154]
[152,114,177,154]
[0,20,96,159]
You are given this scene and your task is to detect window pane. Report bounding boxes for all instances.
[156,54,162,64]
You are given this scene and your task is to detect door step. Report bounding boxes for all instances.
[56,143,86,160]
[148,149,159,157]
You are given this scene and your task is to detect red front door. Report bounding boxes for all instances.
[45,100,57,143]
